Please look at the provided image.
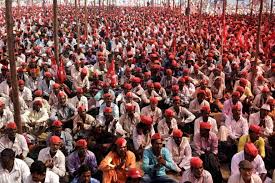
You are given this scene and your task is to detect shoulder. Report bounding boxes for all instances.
[87,150,96,157]
[46,170,59,180]
[15,158,29,169]
[126,150,135,157]
[203,169,212,178]
[161,147,170,154]
[251,174,262,182]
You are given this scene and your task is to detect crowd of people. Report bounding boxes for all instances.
[0,4,274,183]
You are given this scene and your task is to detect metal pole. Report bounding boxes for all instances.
[255,0,263,60]
[235,0,238,14]
[75,0,80,49]
[271,0,274,20]
[187,0,190,35]
[199,0,203,35]
[221,0,226,59]
[5,0,22,134]
[85,0,88,39]
[53,0,60,67]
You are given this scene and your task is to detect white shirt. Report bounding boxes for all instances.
[25,170,59,183]
[141,105,162,125]
[0,109,14,129]
[69,95,88,111]
[231,151,267,176]
[228,173,262,183]
[168,106,196,124]
[38,147,66,177]
[0,134,29,158]
[194,116,218,135]
[18,87,32,106]
[180,169,213,183]
[157,118,178,138]
[166,137,192,170]
[249,112,273,136]
[225,116,249,140]
[0,158,30,183]
[189,99,210,114]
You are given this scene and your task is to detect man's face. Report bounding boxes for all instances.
[7,128,16,139]
[53,88,60,94]
[50,142,61,153]
[244,151,256,162]
[249,131,259,142]
[32,172,46,182]
[59,96,66,105]
[79,170,91,183]
[192,166,204,179]
[53,126,62,136]
[33,104,41,112]
[232,109,241,120]
[232,96,239,104]
[260,109,268,118]
[240,167,253,182]
[105,97,112,106]
[200,129,210,138]
[19,84,24,91]
[150,103,157,110]
[116,145,127,157]
[0,105,4,113]
[173,100,180,109]
[201,111,209,119]
[104,112,113,121]
[78,147,86,157]
[174,137,182,146]
[152,139,162,155]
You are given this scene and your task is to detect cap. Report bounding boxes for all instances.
[81,68,88,75]
[236,86,245,93]
[131,77,141,83]
[165,109,174,117]
[173,96,181,101]
[150,97,158,104]
[190,157,203,168]
[197,89,206,95]
[267,98,275,105]
[172,85,179,92]
[151,133,162,140]
[115,137,127,147]
[44,72,52,78]
[154,82,161,89]
[76,87,84,94]
[125,103,135,111]
[249,124,261,134]
[232,91,241,97]
[147,82,154,88]
[78,105,86,112]
[125,92,133,98]
[166,69,172,76]
[140,115,153,125]
[76,139,88,148]
[127,168,143,178]
[240,78,248,86]
[124,83,132,90]
[173,129,183,138]
[200,122,212,130]
[52,120,63,127]
[103,93,112,98]
[244,142,258,157]
[262,86,270,93]
[34,90,43,97]
[104,107,113,113]
[50,136,61,144]
[53,83,60,89]
[201,105,210,113]
[33,100,42,106]
[58,91,66,98]
[6,122,17,129]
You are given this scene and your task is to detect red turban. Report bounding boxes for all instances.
[173,129,183,138]
[201,105,210,113]
[140,115,153,125]
[76,139,88,148]
[52,120,63,127]
[249,124,261,134]
[6,122,17,129]
[104,107,113,113]
[150,97,158,104]
[165,109,174,117]
[244,143,258,157]
[34,90,43,97]
[50,136,61,144]
[115,137,127,147]
[151,133,162,140]
[190,157,203,168]
[200,122,212,130]
[127,168,142,178]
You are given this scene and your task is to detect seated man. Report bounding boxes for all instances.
[141,97,162,126]
[47,120,73,156]
[0,148,30,182]
[194,105,218,136]
[50,91,76,129]
[166,129,192,172]
[193,122,222,183]
[231,143,267,182]
[249,104,273,137]
[157,109,178,139]
[126,168,143,183]
[22,99,49,133]
[38,136,66,177]
[0,100,13,129]
[99,137,136,183]
[67,139,98,177]
[26,160,59,183]
[238,124,265,158]
[142,133,178,182]
[228,160,262,183]
[99,93,119,120]
[71,164,100,183]
[180,157,213,183]
[0,122,33,166]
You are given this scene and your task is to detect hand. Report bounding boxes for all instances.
[45,159,54,169]
[16,154,24,160]
[157,156,166,166]
[115,159,125,170]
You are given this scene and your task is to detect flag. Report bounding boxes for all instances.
[57,58,66,84]
[237,28,244,48]
[106,60,117,87]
